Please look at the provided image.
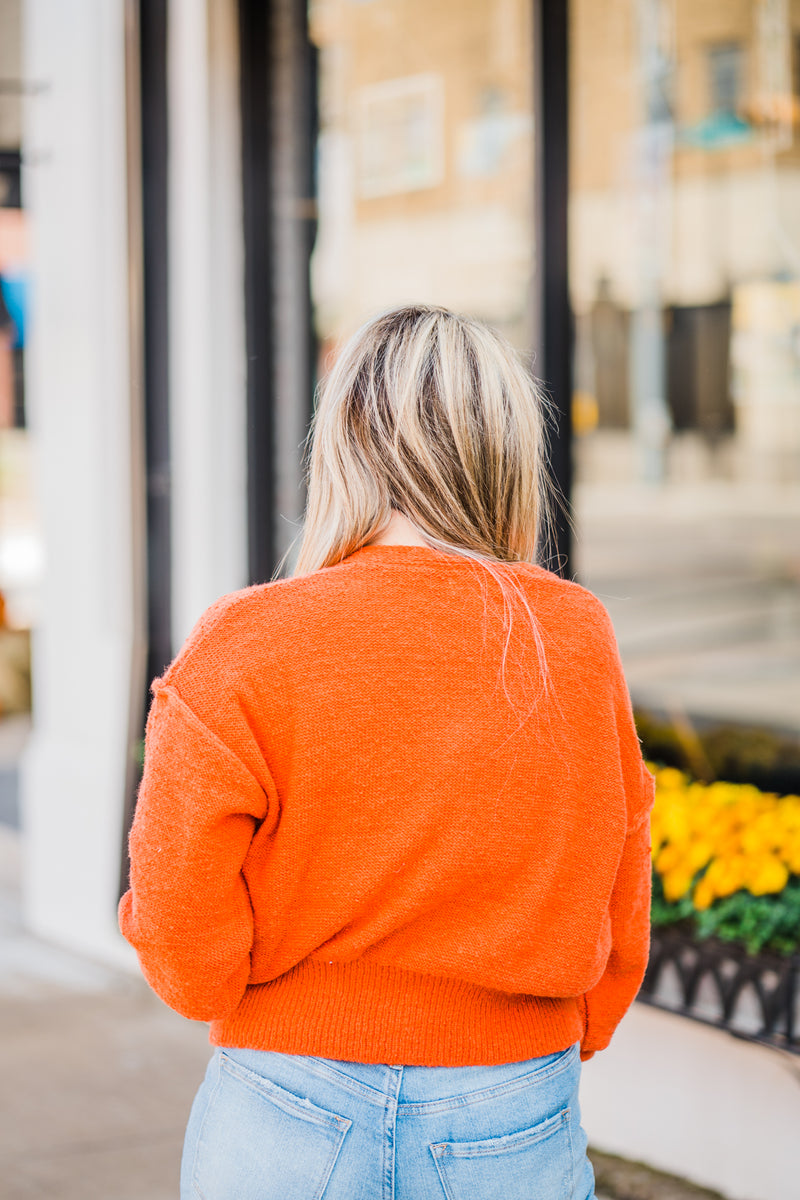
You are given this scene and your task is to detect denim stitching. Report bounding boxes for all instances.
[191,1053,225,1200]
[382,1067,403,1200]
[397,1042,579,1116]
[218,1053,353,1132]
[297,1042,579,1115]
[429,1145,457,1200]
[567,1105,578,1198]
[282,1055,392,1106]
[313,1123,351,1200]
[430,1107,570,1159]
[195,1053,352,1200]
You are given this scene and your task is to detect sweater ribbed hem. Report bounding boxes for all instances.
[209,959,587,1067]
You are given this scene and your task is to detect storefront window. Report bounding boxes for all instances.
[0,0,35,746]
[570,0,800,758]
[309,0,537,356]
[309,0,799,764]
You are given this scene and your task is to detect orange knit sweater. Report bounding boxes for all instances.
[119,543,655,1066]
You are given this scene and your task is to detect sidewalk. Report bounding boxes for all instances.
[1,821,732,1200]
[1,824,210,1200]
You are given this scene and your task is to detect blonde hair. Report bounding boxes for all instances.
[282,304,559,713]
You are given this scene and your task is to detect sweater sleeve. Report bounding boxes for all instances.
[579,803,654,1061]
[118,680,269,1022]
[579,636,656,1061]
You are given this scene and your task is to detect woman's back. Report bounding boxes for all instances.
[120,540,653,1067]
[120,304,654,1197]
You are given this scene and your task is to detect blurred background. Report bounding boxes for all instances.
[0,1,799,1198]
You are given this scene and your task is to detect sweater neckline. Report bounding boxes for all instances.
[342,543,534,570]
[343,543,469,565]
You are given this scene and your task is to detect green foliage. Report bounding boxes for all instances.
[650,868,696,926]
[692,880,800,957]
[651,868,800,958]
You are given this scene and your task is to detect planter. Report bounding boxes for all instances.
[638,925,800,1055]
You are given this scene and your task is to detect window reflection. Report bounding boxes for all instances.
[309,0,536,354]
[571,0,800,740]
[309,0,799,746]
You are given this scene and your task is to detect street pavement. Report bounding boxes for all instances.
[1,824,212,1200]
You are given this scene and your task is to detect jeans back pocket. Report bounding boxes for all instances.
[190,1053,351,1200]
[429,1106,573,1200]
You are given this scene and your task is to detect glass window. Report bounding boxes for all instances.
[310,0,800,770]
[708,42,745,116]
[570,0,800,764]
[0,0,34,736]
[309,0,537,356]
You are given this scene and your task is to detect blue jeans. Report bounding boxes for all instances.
[181,1041,596,1199]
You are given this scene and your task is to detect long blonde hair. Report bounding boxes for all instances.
[283,305,559,711]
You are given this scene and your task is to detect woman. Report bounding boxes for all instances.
[119,304,655,1200]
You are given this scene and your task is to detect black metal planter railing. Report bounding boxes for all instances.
[637,927,800,1055]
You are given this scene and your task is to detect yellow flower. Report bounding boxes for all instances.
[688,806,717,835]
[656,767,687,790]
[783,838,800,877]
[662,806,691,845]
[650,770,797,906]
[686,840,714,872]
[693,876,716,910]
[778,797,800,829]
[662,868,694,902]
[715,831,743,859]
[707,855,747,897]
[740,812,783,855]
[745,855,790,896]
[655,844,683,875]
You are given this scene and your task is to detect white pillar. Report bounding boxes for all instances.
[19,0,143,965]
[169,0,247,649]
